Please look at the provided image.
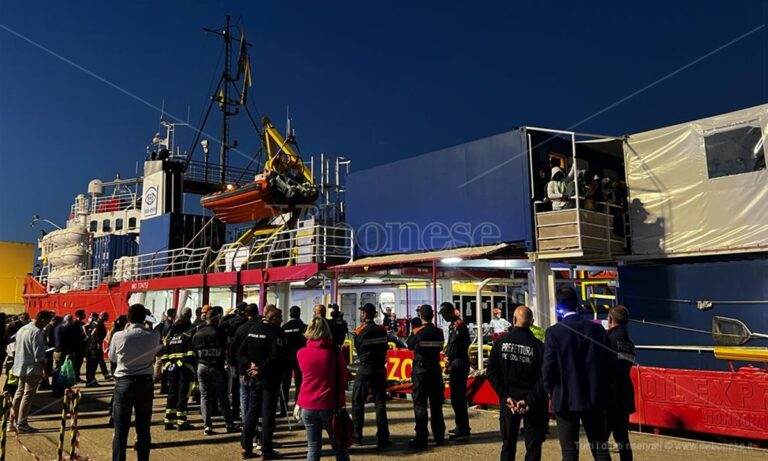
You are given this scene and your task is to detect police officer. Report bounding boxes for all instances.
[487,305,547,461]
[352,303,392,448]
[239,305,285,460]
[329,304,348,348]
[607,305,636,461]
[439,302,471,441]
[280,305,306,416]
[406,304,446,449]
[161,308,196,430]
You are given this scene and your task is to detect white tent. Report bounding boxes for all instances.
[624,104,768,257]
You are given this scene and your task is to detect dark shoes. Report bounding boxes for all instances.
[260,449,280,460]
[241,450,256,460]
[204,427,216,436]
[449,432,470,441]
[408,438,428,449]
[177,422,195,431]
[226,424,240,433]
[376,439,393,449]
[17,424,39,433]
[164,423,175,431]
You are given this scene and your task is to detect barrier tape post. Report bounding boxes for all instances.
[68,390,81,461]
[57,390,70,461]
[0,392,11,461]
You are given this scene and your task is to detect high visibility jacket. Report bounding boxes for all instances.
[161,320,196,370]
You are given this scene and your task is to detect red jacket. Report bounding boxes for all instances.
[297,338,347,410]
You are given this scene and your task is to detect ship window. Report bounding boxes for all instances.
[102,219,111,232]
[128,217,137,229]
[115,219,124,231]
[704,123,766,179]
[90,221,98,232]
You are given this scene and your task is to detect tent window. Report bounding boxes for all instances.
[704,124,766,179]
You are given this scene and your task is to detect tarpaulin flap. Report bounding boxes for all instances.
[624,104,768,256]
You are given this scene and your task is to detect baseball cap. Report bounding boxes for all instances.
[359,303,376,318]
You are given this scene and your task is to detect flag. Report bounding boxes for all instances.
[237,32,252,105]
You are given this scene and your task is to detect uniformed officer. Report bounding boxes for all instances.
[607,305,636,461]
[352,303,392,448]
[487,305,547,461]
[161,308,196,430]
[238,305,285,460]
[439,302,472,441]
[329,304,348,348]
[406,304,446,449]
[280,305,307,415]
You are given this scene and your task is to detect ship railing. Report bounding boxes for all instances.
[214,224,354,272]
[67,192,140,218]
[183,160,260,187]
[115,247,213,281]
[72,268,101,291]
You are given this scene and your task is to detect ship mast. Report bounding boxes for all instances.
[203,15,239,184]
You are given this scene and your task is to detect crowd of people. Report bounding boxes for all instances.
[1,286,636,461]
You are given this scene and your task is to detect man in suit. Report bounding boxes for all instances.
[543,286,615,461]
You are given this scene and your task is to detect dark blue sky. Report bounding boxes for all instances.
[1,1,766,243]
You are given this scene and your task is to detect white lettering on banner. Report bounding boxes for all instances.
[501,342,534,364]
[130,281,150,290]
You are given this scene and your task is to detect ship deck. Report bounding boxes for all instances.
[3,378,764,460]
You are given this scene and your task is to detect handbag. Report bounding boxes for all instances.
[330,347,353,450]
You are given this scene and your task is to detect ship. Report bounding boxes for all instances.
[21,18,768,444]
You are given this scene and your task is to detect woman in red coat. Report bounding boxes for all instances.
[297,317,350,461]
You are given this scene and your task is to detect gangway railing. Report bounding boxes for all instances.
[114,247,213,281]
[215,224,354,271]
[72,268,101,291]
[183,160,259,187]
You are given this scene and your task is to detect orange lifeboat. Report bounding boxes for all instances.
[200,178,280,223]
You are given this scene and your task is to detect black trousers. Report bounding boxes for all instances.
[112,375,153,461]
[165,365,194,425]
[73,350,84,381]
[352,368,390,443]
[448,359,470,434]
[555,410,611,461]
[412,367,445,443]
[280,360,302,410]
[85,348,101,384]
[608,409,633,461]
[500,403,546,461]
[242,377,279,453]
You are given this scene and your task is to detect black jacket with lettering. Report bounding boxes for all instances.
[406,322,444,371]
[445,319,470,364]
[608,325,636,414]
[330,317,348,347]
[231,317,259,373]
[238,319,285,382]
[354,321,388,373]
[161,319,196,369]
[282,318,307,362]
[487,327,546,407]
[191,324,227,368]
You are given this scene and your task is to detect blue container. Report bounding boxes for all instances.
[91,234,138,275]
[618,258,768,371]
[346,129,533,256]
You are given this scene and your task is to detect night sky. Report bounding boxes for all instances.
[1,1,766,242]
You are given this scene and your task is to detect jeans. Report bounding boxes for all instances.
[12,373,42,426]
[229,366,241,420]
[555,410,612,461]
[112,375,153,461]
[608,409,633,461]
[239,375,250,423]
[197,363,233,428]
[302,409,350,461]
[500,403,547,461]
